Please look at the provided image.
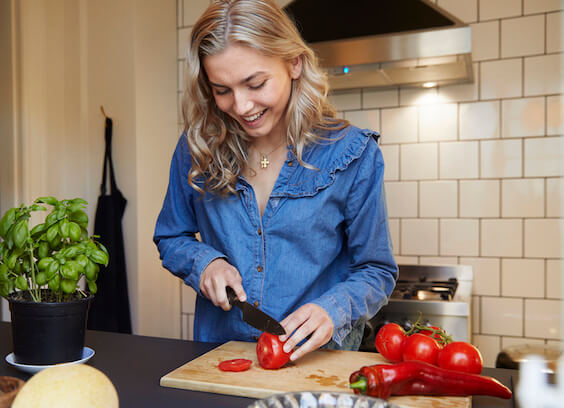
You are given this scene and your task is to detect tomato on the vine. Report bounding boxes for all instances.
[418,325,444,341]
[374,323,407,362]
[437,341,483,374]
[402,333,441,365]
[256,332,291,369]
[218,358,252,372]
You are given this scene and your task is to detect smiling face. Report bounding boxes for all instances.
[203,43,302,143]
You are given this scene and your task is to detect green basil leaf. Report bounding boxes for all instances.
[0,264,9,281]
[0,282,12,297]
[12,220,29,249]
[61,263,78,280]
[69,210,88,227]
[68,222,81,242]
[45,212,58,227]
[46,224,59,242]
[84,260,99,281]
[71,198,88,205]
[47,258,60,277]
[61,278,76,294]
[30,223,46,236]
[0,208,17,239]
[90,249,109,266]
[48,274,60,291]
[76,254,89,269]
[87,280,97,294]
[36,271,48,286]
[6,252,18,270]
[38,241,50,258]
[15,275,28,290]
[38,257,54,271]
[61,245,79,259]
[36,196,58,206]
[58,219,70,238]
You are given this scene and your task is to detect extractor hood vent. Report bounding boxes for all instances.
[284,0,473,91]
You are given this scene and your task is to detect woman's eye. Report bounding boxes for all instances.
[214,88,230,96]
[249,81,266,90]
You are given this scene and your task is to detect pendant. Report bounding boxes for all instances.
[260,155,269,168]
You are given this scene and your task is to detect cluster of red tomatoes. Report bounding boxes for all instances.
[375,322,483,375]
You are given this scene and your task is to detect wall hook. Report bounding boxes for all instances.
[100,105,108,118]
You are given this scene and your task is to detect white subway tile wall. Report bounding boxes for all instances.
[547,11,563,53]
[479,0,521,21]
[460,257,501,296]
[460,180,500,217]
[501,97,545,138]
[420,181,458,217]
[401,143,439,180]
[386,182,418,218]
[471,21,499,61]
[501,178,545,217]
[473,334,501,367]
[501,258,545,297]
[437,0,478,23]
[460,101,500,140]
[482,297,523,336]
[440,219,480,256]
[501,15,545,58]
[480,59,523,99]
[547,95,564,135]
[175,1,564,355]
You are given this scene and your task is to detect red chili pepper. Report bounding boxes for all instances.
[349,361,512,400]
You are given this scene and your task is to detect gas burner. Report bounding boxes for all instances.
[391,278,458,301]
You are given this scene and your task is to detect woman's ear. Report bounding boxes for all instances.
[289,56,303,80]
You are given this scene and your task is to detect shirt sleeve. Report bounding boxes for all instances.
[311,135,398,346]
[153,134,226,294]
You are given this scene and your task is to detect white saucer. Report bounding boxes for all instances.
[5,347,95,374]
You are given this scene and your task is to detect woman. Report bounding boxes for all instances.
[154,0,397,362]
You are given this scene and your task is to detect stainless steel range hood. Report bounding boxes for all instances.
[283,0,473,91]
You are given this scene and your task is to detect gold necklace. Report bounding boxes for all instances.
[256,140,286,169]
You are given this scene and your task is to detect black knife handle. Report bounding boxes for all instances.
[226,286,239,304]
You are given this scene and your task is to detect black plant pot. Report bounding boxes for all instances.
[8,291,93,365]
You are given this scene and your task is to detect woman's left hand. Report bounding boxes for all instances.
[278,303,334,362]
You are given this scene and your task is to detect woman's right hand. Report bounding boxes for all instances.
[199,258,246,311]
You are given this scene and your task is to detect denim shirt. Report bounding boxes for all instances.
[153,125,398,348]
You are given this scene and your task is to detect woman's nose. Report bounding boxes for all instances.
[232,91,252,115]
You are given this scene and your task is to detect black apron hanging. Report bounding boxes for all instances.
[87,116,132,333]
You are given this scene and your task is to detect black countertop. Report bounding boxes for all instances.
[0,322,518,407]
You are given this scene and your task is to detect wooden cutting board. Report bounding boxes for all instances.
[161,341,470,408]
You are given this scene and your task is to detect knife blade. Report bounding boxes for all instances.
[226,286,286,336]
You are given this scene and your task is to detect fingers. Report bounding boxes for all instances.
[279,304,334,361]
[199,258,245,310]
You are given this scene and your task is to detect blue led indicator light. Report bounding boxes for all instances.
[343,67,350,74]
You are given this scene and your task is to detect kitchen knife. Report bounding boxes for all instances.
[226,286,286,336]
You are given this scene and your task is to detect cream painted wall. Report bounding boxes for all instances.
[1,0,181,338]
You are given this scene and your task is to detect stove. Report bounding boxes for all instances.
[360,264,473,352]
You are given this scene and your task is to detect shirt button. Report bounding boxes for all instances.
[254,301,259,307]
[258,228,262,235]
[257,265,263,272]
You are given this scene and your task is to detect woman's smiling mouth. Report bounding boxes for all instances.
[242,109,267,124]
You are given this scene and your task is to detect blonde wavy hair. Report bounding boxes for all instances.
[183,0,348,196]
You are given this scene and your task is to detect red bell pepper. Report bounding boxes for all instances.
[349,361,512,400]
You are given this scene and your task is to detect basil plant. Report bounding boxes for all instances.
[0,197,108,302]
